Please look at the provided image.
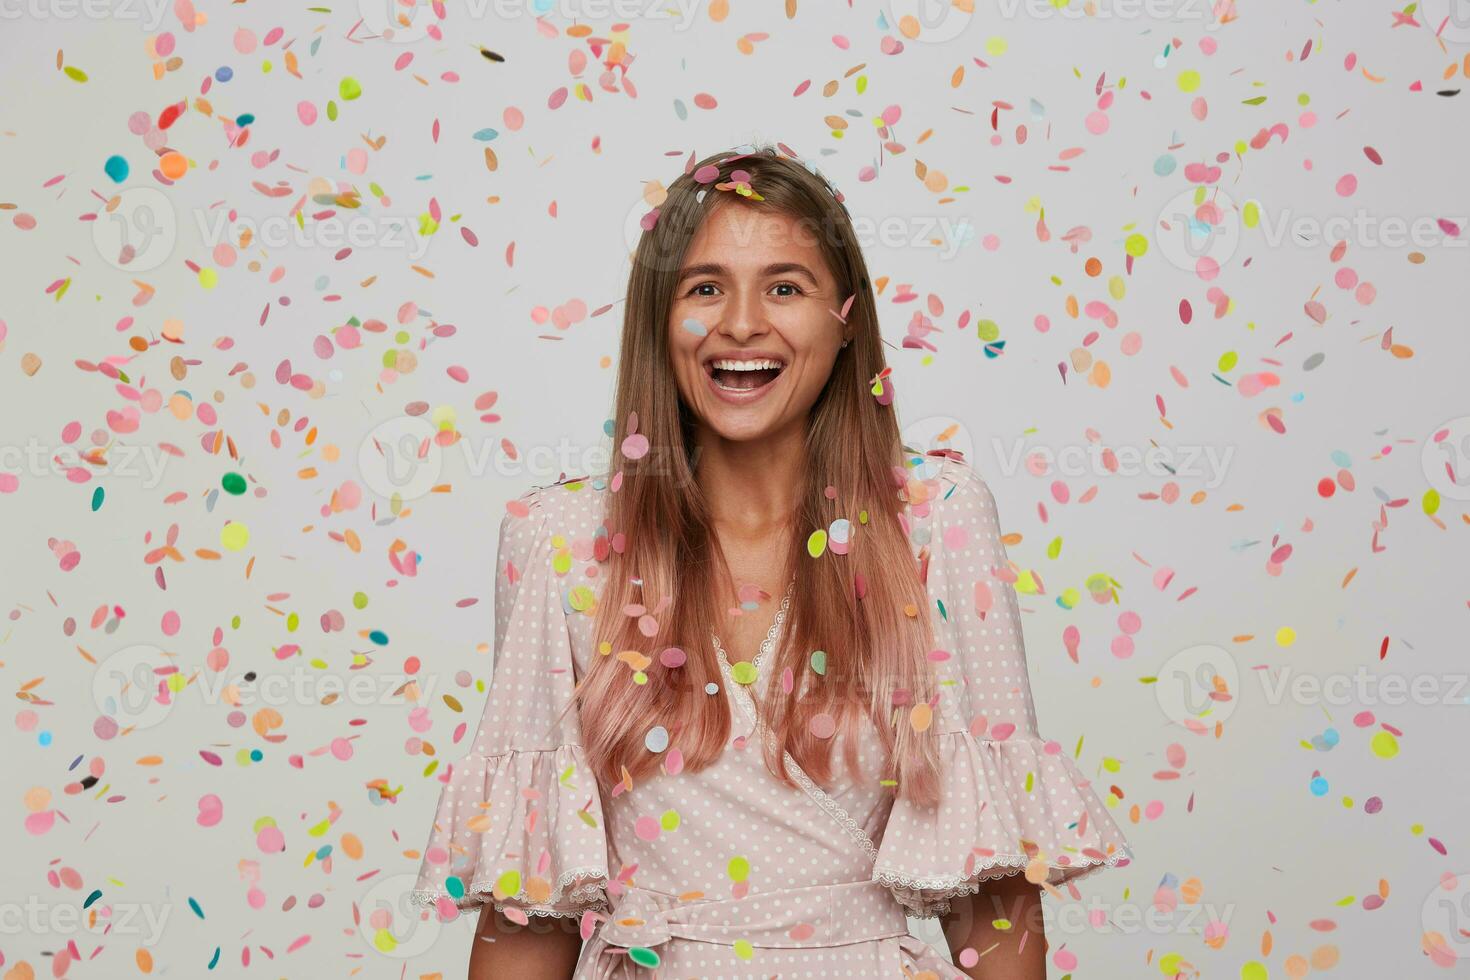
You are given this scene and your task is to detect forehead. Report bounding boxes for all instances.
[684,202,831,272]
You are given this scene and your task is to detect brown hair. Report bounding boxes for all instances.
[575,143,941,807]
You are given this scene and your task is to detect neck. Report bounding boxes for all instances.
[692,421,806,534]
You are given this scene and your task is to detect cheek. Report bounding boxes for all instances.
[674,310,716,339]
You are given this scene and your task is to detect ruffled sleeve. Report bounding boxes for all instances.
[410,487,609,920]
[874,453,1134,917]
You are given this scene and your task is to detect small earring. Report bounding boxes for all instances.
[840,339,849,349]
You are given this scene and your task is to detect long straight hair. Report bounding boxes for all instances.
[575,144,942,807]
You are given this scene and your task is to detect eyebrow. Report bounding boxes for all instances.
[675,261,821,285]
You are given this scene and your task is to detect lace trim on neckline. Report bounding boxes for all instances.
[710,576,795,673]
[711,580,880,862]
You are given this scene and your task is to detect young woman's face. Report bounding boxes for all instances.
[667,202,847,444]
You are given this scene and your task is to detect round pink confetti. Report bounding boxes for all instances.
[621,433,650,459]
[197,794,224,827]
[257,825,286,852]
[25,810,56,835]
[634,816,661,841]
[809,713,837,739]
[1335,173,1358,197]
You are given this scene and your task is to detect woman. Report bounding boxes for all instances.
[411,145,1133,978]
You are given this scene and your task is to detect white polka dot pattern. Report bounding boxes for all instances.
[409,485,611,918]
[873,454,1135,916]
[408,455,1134,976]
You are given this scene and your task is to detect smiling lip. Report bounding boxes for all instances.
[701,351,787,406]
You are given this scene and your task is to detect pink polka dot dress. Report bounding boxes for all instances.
[411,452,1134,977]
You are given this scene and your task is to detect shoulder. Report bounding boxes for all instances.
[498,473,612,567]
[901,450,998,529]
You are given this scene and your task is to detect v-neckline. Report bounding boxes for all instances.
[711,577,795,673]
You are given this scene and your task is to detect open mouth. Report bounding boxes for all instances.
[704,357,787,392]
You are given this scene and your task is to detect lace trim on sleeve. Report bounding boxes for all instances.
[875,849,1134,918]
[410,866,610,917]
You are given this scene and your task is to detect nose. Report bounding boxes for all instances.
[717,286,770,344]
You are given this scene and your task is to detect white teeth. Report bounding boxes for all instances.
[709,358,784,372]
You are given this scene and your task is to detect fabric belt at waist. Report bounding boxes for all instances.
[592,878,909,956]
